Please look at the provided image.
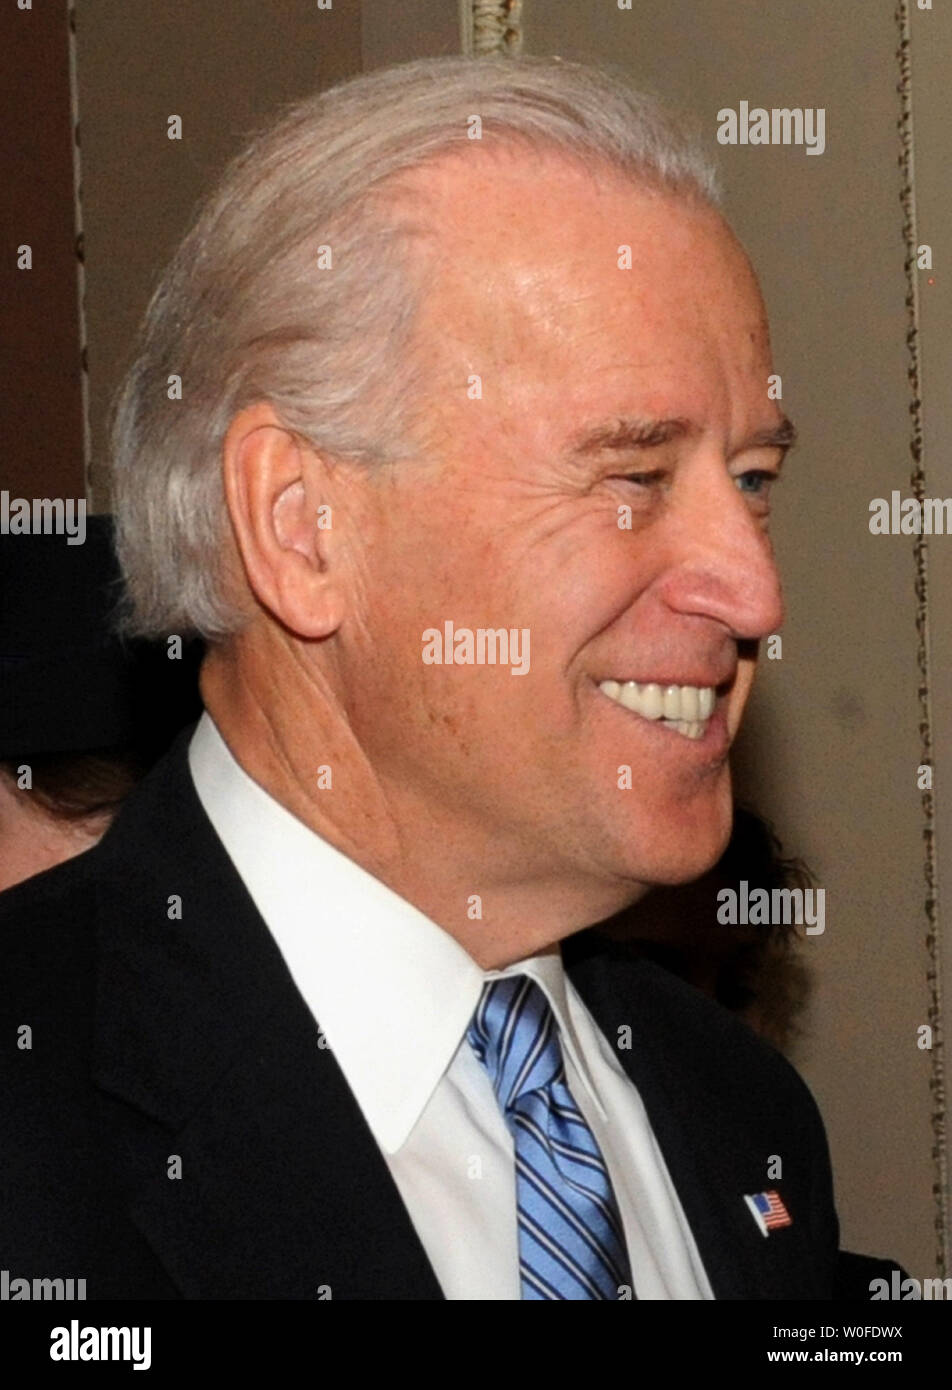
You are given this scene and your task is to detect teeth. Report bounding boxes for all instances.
[679,685,700,721]
[598,678,716,739]
[665,719,705,740]
[621,680,662,718]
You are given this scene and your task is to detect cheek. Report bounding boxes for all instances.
[514,517,654,642]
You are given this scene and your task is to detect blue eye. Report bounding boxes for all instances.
[736,470,777,496]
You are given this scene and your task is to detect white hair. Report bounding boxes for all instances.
[109,55,719,639]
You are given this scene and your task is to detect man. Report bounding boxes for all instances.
[0,55,838,1299]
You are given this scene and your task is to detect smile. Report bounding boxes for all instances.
[597,679,716,741]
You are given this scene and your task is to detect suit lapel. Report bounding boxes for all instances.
[564,934,819,1300]
[92,731,443,1299]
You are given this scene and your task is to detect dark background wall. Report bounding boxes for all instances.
[1,1,84,498]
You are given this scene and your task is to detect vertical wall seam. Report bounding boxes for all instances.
[896,0,948,1275]
[66,0,91,500]
[459,0,474,54]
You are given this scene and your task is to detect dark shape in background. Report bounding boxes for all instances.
[597,805,813,1054]
[0,514,201,858]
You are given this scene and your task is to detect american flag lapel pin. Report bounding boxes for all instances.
[744,1190,792,1237]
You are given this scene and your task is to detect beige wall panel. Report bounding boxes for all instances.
[362,0,460,68]
[523,0,937,1273]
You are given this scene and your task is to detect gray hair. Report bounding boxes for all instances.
[110,55,719,639]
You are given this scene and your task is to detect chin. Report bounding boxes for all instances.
[613,784,734,888]
[642,837,730,888]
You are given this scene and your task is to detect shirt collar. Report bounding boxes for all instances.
[188,712,605,1152]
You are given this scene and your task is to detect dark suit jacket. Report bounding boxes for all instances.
[0,728,839,1299]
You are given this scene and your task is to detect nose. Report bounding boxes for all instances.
[655,458,785,641]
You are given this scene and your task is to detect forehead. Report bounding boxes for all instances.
[397,146,771,425]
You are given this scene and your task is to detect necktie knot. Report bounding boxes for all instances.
[468,975,563,1111]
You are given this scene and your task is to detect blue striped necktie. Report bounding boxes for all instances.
[467,973,632,1300]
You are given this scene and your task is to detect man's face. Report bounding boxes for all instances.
[337,148,785,899]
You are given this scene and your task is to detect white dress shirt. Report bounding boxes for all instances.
[188,713,713,1300]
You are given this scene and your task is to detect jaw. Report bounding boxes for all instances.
[559,692,738,890]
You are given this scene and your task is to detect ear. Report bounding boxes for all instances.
[222,402,344,639]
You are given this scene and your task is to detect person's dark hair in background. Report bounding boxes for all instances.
[2,749,139,825]
[598,804,812,1053]
[0,515,202,892]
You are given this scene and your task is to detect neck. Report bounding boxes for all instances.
[201,637,644,968]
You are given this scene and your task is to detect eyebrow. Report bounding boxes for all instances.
[566,414,798,458]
